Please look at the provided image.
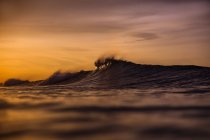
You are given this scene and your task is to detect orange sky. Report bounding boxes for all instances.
[0,0,210,83]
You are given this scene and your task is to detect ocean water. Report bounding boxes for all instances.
[1,60,210,140]
[1,85,210,140]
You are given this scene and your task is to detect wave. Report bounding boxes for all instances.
[39,71,90,86]
[3,79,30,86]
[3,59,210,88]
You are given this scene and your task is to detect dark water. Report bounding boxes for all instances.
[1,86,210,140]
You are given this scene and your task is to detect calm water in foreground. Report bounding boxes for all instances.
[1,86,210,140]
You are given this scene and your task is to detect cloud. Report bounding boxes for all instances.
[132,32,159,41]
[33,22,128,34]
[1,0,209,35]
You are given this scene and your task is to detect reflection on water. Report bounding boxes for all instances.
[0,86,210,140]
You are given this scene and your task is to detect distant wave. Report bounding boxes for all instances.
[3,59,210,88]
[3,79,30,86]
[39,71,90,86]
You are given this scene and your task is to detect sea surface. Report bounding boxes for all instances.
[1,85,210,140]
[1,60,210,140]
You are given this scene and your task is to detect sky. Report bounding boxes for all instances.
[0,0,210,82]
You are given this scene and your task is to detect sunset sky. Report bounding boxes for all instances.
[0,0,210,82]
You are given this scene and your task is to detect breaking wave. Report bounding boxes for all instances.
[36,59,210,88]
[3,58,210,88]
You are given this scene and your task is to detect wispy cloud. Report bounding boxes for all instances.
[132,33,159,41]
